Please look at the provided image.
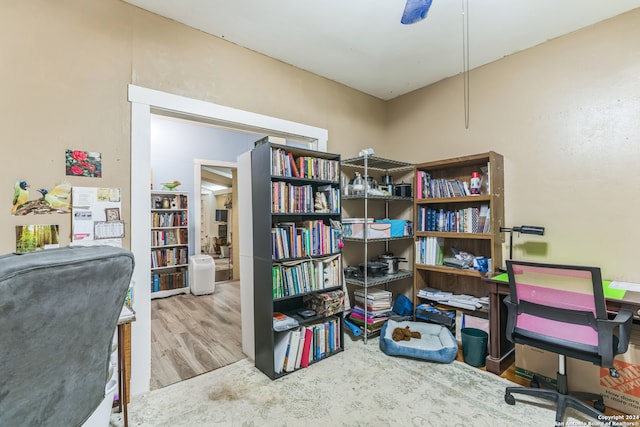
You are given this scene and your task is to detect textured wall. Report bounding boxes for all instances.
[387,8,640,281]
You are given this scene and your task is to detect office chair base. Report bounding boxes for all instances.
[505,386,614,425]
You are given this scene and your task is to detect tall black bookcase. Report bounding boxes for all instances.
[251,142,344,379]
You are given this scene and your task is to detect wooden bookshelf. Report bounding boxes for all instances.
[150,191,190,299]
[413,152,504,309]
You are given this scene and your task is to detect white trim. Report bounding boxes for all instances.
[128,84,328,395]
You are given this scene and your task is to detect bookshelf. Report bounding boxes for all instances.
[150,191,190,299]
[413,152,504,313]
[251,142,344,379]
[341,155,414,342]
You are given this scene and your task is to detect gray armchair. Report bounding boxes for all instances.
[0,246,135,427]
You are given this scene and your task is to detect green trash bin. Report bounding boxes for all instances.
[461,328,488,367]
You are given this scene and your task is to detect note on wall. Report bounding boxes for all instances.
[71,186,123,248]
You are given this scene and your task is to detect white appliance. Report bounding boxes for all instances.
[189,255,216,295]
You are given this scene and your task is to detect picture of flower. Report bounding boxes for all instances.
[65,149,102,178]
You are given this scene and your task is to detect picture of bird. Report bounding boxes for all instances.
[38,182,71,210]
[12,180,29,214]
[161,180,181,191]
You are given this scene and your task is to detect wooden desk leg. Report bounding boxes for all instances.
[485,281,515,375]
[118,324,129,427]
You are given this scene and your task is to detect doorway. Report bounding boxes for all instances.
[128,84,328,395]
[149,116,248,389]
[197,163,237,284]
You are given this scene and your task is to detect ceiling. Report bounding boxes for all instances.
[201,165,233,194]
[123,0,638,100]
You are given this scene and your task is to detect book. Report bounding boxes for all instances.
[294,327,306,370]
[288,152,300,178]
[274,331,291,374]
[299,327,313,368]
[284,329,301,372]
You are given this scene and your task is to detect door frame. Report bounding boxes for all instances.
[128,84,328,395]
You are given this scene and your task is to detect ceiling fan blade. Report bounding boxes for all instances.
[401,0,433,25]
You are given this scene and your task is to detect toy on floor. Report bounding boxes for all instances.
[392,326,422,341]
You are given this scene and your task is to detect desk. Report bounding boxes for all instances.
[483,274,640,375]
[117,306,135,427]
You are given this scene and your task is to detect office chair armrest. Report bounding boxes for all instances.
[596,309,634,367]
[503,296,516,342]
[611,310,633,353]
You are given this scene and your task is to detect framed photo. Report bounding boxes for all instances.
[105,207,120,222]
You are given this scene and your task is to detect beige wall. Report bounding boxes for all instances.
[0,0,385,254]
[388,9,640,282]
[2,0,639,394]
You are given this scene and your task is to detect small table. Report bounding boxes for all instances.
[483,273,640,375]
[117,306,136,427]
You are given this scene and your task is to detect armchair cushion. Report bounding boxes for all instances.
[0,246,134,427]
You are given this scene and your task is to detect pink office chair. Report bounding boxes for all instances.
[503,260,633,424]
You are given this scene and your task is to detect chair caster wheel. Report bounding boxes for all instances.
[530,378,539,388]
[505,393,515,405]
[594,400,605,412]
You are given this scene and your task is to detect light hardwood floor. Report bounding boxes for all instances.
[151,284,626,416]
[150,280,243,390]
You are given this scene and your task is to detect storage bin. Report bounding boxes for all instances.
[303,289,345,317]
[342,218,390,239]
[376,219,411,237]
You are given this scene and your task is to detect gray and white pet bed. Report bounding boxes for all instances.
[380,319,458,363]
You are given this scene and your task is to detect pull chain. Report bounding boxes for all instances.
[462,0,470,129]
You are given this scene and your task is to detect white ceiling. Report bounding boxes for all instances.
[123,0,638,100]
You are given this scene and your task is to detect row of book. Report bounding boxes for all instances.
[272,220,341,260]
[151,212,188,228]
[151,247,189,268]
[348,289,393,332]
[271,182,314,213]
[273,316,341,374]
[415,171,470,199]
[151,228,188,247]
[271,147,340,182]
[151,269,188,292]
[416,205,490,233]
[272,257,341,298]
[416,236,444,266]
[271,181,340,214]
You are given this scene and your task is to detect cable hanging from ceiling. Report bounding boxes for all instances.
[462,0,470,129]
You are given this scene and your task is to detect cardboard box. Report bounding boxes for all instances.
[515,344,558,385]
[342,219,391,239]
[515,325,640,414]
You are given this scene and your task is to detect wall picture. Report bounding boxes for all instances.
[15,225,60,253]
[66,149,102,178]
[105,207,120,221]
[11,180,71,216]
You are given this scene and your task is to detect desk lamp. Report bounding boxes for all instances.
[499,225,545,268]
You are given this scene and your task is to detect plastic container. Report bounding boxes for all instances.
[189,255,216,295]
[461,327,488,367]
[470,172,481,195]
[376,219,410,237]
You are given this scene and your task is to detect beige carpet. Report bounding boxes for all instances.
[110,335,595,427]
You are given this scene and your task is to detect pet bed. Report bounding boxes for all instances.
[380,319,458,363]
